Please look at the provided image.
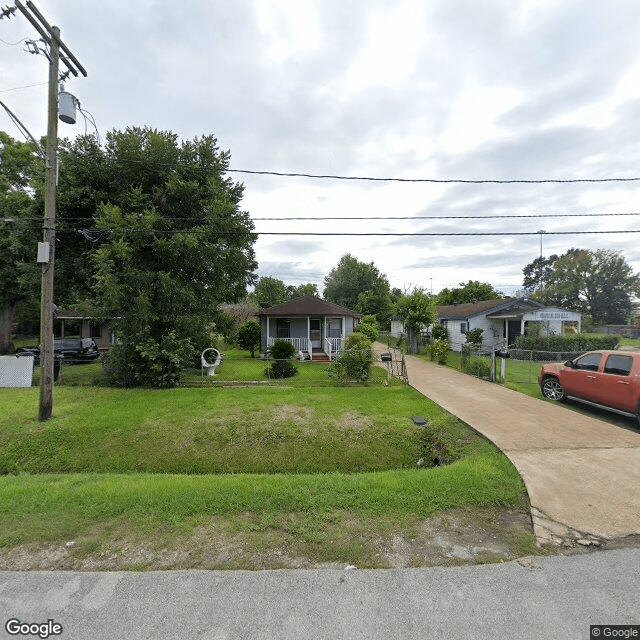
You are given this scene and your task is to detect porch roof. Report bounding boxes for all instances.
[259,295,361,318]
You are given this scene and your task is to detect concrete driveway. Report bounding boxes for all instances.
[377,346,640,545]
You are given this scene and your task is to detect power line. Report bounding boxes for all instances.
[10,210,640,223]
[0,35,29,45]
[250,212,640,221]
[227,168,640,184]
[41,227,640,237]
[0,80,48,93]
[56,149,640,186]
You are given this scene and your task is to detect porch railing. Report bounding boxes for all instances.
[325,337,342,360]
[267,336,312,359]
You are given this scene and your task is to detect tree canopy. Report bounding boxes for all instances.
[0,132,42,353]
[436,280,502,305]
[323,254,393,325]
[396,289,435,352]
[60,126,258,386]
[523,248,640,325]
[252,277,319,309]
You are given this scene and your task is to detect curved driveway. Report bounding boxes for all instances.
[380,346,640,545]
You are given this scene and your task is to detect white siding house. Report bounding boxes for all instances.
[436,298,581,351]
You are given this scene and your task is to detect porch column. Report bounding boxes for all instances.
[266,316,269,350]
[520,317,525,336]
[342,316,346,339]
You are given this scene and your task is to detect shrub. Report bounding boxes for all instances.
[329,333,373,383]
[465,355,492,379]
[101,331,194,388]
[512,333,618,352]
[355,322,378,341]
[264,339,298,379]
[431,324,449,341]
[464,328,484,346]
[268,339,297,359]
[428,338,450,365]
[236,319,261,358]
[265,359,298,379]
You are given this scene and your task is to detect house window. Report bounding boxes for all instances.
[276,319,290,338]
[460,322,468,333]
[327,318,342,338]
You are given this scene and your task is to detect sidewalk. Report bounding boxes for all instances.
[375,344,640,545]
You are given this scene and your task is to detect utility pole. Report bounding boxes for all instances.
[38,24,59,421]
[8,1,87,420]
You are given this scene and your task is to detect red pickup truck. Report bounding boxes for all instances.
[539,350,640,427]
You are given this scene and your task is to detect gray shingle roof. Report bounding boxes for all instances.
[259,295,361,318]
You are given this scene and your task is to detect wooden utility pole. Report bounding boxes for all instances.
[10,1,87,420]
[38,25,59,421]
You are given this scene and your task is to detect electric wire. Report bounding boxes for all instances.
[0,80,48,93]
[55,149,640,186]
[8,211,640,223]
[226,168,640,185]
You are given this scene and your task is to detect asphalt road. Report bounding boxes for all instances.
[2,548,639,640]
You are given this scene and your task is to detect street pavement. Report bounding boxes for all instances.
[375,345,640,545]
[1,548,639,640]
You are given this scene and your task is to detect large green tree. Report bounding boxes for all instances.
[525,248,640,325]
[0,132,42,352]
[323,254,393,325]
[85,127,257,386]
[436,280,502,305]
[253,277,288,308]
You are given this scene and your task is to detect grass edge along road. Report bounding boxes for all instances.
[0,383,534,569]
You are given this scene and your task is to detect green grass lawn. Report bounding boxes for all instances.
[0,382,528,565]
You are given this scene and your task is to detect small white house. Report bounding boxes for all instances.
[436,298,581,351]
[258,295,361,360]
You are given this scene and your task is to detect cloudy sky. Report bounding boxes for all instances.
[3,0,640,296]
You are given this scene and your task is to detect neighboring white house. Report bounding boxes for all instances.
[436,298,582,351]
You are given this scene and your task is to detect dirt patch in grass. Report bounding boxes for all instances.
[334,411,373,432]
[0,506,575,571]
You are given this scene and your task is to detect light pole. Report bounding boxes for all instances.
[537,230,546,260]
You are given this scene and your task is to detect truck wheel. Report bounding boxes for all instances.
[542,376,565,402]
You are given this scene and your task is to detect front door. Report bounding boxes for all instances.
[310,318,322,349]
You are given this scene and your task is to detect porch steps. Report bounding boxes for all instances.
[311,349,331,362]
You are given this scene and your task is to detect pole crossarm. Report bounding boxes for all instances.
[14,1,87,77]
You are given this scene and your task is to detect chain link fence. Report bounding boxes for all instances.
[499,349,580,385]
[182,350,408,387]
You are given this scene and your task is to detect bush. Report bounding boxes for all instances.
[101,331,194,388]
[431,324,449,341]
[465,355,492,379]
[512,333,618,352]
[236,319,261,358]
[354,322,378,341]
[264,339,298,379]
[428,338,450,365]
[464,328,484,346]
[265,359,298,379]
[329,333,373,383]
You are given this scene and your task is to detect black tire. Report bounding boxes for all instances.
[541,376,565,402]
